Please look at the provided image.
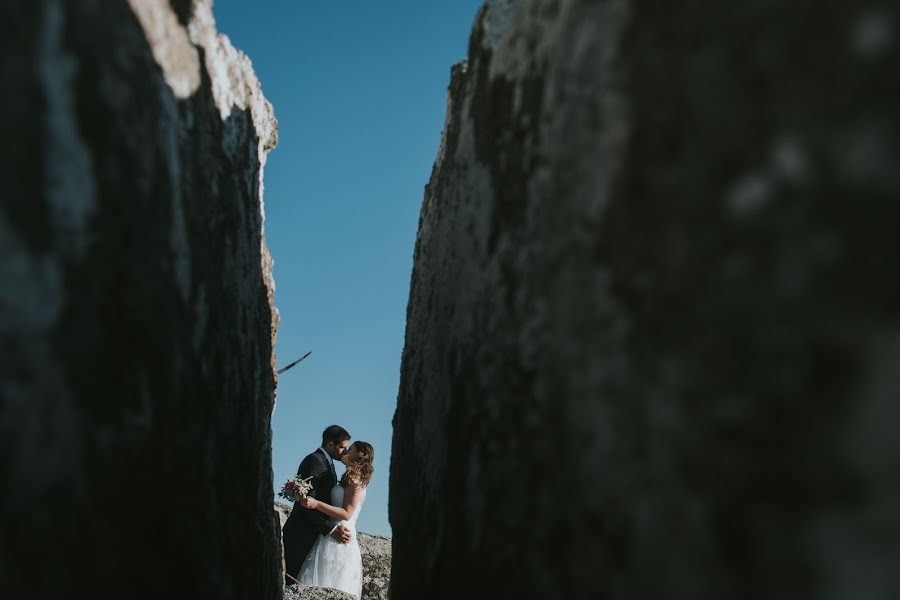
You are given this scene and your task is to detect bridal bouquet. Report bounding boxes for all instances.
[279,475,313,502]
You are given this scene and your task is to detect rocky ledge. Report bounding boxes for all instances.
[284,584,356,600]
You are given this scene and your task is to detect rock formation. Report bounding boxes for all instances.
[356,532,391,600]
[0,1,280,599]
[391,1,900,599]
[284,585,357,600]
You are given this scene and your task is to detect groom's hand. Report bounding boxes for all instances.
[331,524,351,544]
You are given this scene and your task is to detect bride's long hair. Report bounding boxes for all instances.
[340,441,374,488]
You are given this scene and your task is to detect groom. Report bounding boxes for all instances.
[282,424,353,584]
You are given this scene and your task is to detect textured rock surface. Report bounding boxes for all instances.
[391,1,900,599]
[0,1,279,599]
[284,584,357,600]
[276,502,392,600]
[357,532,391,600]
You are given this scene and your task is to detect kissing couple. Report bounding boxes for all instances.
[282,425,375,599]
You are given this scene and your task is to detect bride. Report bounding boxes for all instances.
[296,441,374,599]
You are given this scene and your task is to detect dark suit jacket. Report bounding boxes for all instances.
[281,448,339,581]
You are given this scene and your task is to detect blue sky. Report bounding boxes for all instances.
[212,1,484,536]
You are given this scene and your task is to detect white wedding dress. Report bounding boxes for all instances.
[297,484,366,599]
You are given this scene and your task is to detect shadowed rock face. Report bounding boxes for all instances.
[0,1,279,599]
[391,1,900,599]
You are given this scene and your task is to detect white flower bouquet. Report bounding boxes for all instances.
[278,475,314,502]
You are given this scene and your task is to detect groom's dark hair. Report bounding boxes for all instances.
[322,424,350,446]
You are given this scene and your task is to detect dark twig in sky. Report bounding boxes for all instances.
[277,351,312,375]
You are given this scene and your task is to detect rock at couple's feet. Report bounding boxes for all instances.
[284,584,357,600]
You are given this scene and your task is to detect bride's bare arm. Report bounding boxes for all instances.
[300,484,362,521]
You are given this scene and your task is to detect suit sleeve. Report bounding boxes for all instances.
[296,453,339,536]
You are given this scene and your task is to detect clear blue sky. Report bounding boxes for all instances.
[212,1,484,536]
